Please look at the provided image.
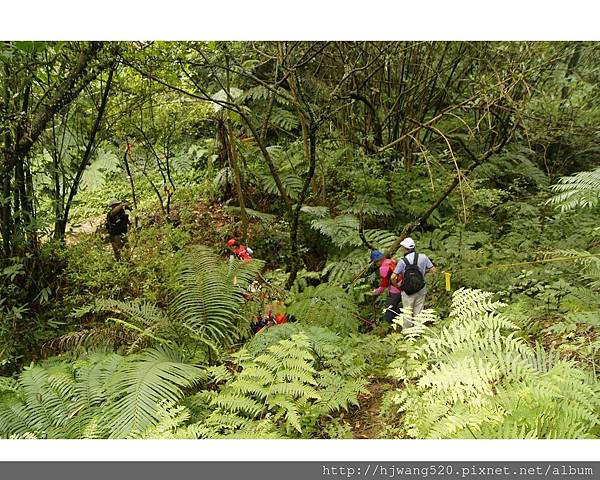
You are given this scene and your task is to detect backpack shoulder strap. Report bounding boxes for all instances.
[412,252,419,265]
[403,256,410,267]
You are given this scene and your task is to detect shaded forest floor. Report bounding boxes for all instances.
[350,378,397,439]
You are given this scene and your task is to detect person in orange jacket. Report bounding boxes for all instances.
[227,238,253,261]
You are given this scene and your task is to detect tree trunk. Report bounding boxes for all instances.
[56,65,115,239]
[6,42,106,176]
[286,125,318,289]
[123,142,139,228]
[561,43,582,100]
[223,54,249,240]
[226,117,249,239]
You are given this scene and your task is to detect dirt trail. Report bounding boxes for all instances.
[350,378,395,439]
[65,215,106,245]
[64,200,235,246]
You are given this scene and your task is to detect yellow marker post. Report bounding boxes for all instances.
[444,271,452,292]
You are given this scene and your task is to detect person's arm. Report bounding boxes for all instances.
[390,261,404,287]
[109,204,122,217]
[424,256,437,275]
[109,202,130,217]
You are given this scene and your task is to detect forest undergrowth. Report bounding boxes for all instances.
[0,41,599,439]
[1,186,598,439]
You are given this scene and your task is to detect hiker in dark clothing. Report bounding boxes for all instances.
[106,198,131,261]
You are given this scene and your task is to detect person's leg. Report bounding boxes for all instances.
[412,288,427,316]
[121,234,129,260]
[400,292,415,328]
[111,235,123,261]
[384,293,402,323]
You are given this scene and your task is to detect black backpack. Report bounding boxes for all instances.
[106,210,128,236]
[402,253,426,295]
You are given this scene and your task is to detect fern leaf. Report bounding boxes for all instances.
[104,347,204,438]
[548,167,600,211]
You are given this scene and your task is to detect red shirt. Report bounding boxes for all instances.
[232,245,252,261]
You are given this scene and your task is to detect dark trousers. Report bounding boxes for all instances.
[384,293,402,323]
[110,234,127,260]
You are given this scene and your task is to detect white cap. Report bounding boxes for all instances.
[400,237,415,249]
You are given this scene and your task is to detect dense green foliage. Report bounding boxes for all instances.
[383,289,600,438]
[0,41,599,439]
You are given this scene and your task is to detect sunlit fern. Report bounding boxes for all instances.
[547,166,600,212]
[195,332,368,438]
[385,288,600,439]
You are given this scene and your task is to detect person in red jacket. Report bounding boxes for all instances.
[227,238,253,261]
[370,250,402,323]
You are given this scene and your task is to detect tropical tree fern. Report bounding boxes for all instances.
[285,284,360,335]
[310,215,363,248]
[340,194,394,218]
[318,228,397,285]
[321,248,370,285]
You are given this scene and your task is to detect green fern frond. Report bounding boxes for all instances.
[321,249,370,285]
[285,284,359,335]
[545,249,600,289]
[300,205,330,218]
[450,288,506,320]
[198,332,368,437]
[259,171,303,200]
[104,346,204,438]
[214,166,233,189]
[310,215,362,248]
[475,147,548,186]
[386,288,600,439]
[171,245,261,349]
[224,206,277,224]
[128,401,194,439]
[316,372,369,414]
[93,298,168,327]
[206,365,234,384]
[340,194,394,218]
[269,397,302,433]
[205,412,250,428]
[548,167,600,211]
[269,382,319,399]
[271,106,300,131]
[212,394,263,417]
[363,229,399,250]
[0,377,21,394]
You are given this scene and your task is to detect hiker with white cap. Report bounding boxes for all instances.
[390,237,437,327]
[370,250,402,323]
